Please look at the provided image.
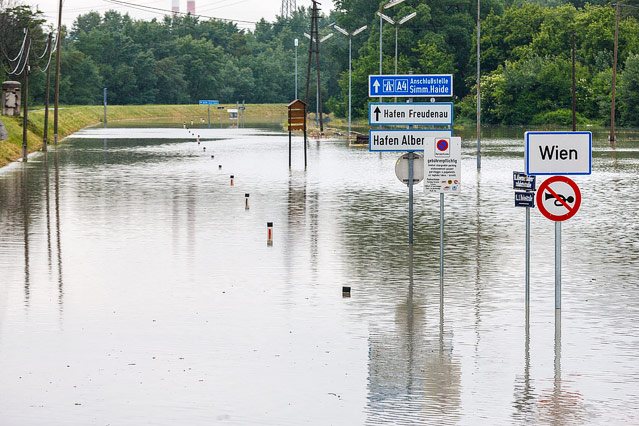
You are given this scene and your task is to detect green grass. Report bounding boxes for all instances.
[0,104,288,168]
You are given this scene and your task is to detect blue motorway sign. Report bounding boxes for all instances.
[199,100,219,105]
[369,74,453,98]
[515,191,535,208]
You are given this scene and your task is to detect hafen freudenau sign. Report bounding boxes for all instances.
[525,131,592,175]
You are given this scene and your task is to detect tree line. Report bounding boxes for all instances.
[2,0,639,126]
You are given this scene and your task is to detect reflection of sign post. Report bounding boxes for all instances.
[536,175,582,311]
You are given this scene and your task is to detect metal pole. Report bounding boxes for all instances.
[304,127,307,169]
[103,88,107,128]
[295,39,298,99]
[477,0,481,169]
[288,108,292,168]
[394,26,398,103]
[408,151,414,244]
[525,206,530,304]
[348,36,352,141]
[208,104,211,128]
[440,193,444,279]
[555,221,561,309]
[379,15,382,104]
[610,1,619,145]
[394,26,398,76]
[572,30,577,132]
[54,0,62,144]
[43,32,52,152]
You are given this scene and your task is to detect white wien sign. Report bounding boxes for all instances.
[525,131,592,175]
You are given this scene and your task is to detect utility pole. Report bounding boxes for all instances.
[610,1,620,145]
[477,0,481,169]
[53,0,63,144]
[22,31,30,162]
[43,33,52,152]
[304,0,324,132]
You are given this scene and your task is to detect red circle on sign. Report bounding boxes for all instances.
[536,176,581,221]
[437,139,448,151]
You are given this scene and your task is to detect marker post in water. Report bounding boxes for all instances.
[245,193,249,210]
[230,175,234,186]
[267,222,273,245]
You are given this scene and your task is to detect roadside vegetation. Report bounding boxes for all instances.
[2,0,639,141]
[0,104,287,167]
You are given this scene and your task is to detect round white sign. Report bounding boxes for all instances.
[395,153,424,185]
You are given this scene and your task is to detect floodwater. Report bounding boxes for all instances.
[1,120,638,425]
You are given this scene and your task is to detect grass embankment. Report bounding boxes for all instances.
[0,104,288,168]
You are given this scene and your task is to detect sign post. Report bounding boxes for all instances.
[199,100,219,129]
[536,175,582,309]
[395,153,425,245]
[513,171,536,302]
[424,137,462,278]
[524,131,590,310]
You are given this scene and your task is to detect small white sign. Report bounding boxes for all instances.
[369,129,452,152]
[424,137,462,194]
[525,131,592,175]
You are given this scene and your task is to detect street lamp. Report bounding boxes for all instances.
[394,12,416,75]
[377,0,404,102]
[304,32,334,126]
[333,24,368,140]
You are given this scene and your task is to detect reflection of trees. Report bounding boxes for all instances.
[366,249,461,425]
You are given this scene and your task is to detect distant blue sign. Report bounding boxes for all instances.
[369,74,453,98]
[515,191,535,208]
[199,100,219,105]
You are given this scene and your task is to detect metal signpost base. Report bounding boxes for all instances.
[440,193,444,280]
[555,221,561,309]
[526,206,530,304]
[408,151,414,244]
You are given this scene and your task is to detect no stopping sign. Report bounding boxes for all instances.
[536,176,581,221]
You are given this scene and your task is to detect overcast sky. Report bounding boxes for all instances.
[24,0,329,30]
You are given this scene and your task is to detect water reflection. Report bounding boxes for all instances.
[366,247,461,425]
[512,306,536,422]
[1,125,639,425]
[55,149,64,308]
[22,164,30,305]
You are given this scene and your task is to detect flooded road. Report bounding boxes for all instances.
[1,122,638,425]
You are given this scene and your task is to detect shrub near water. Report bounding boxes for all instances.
[531,109,588,126]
